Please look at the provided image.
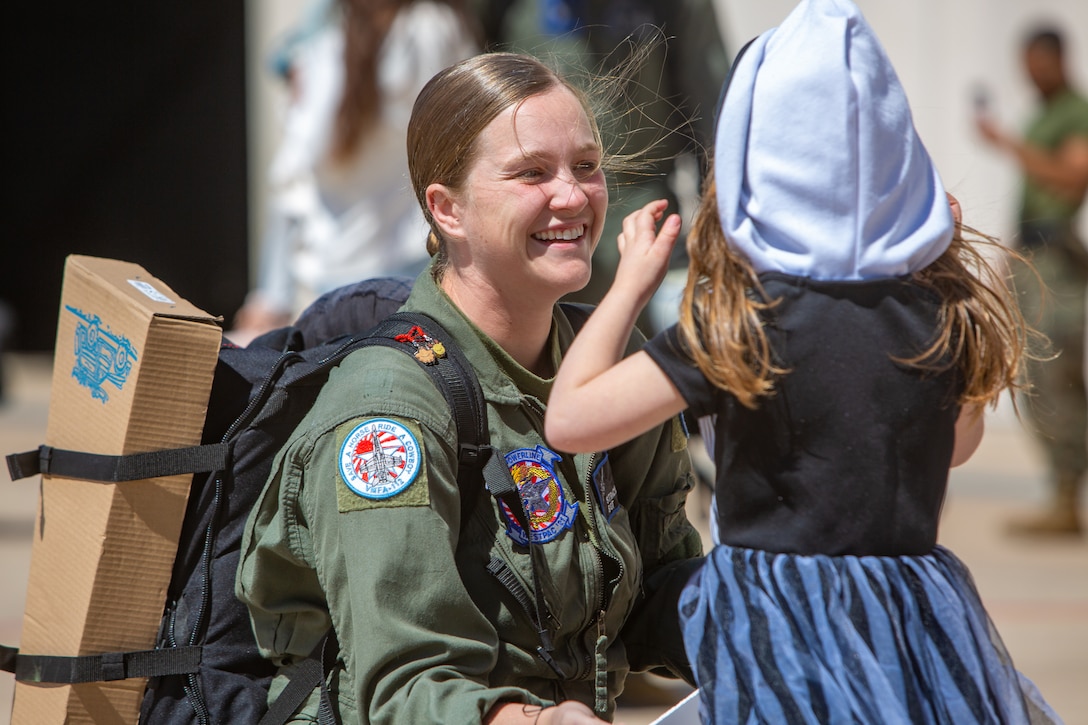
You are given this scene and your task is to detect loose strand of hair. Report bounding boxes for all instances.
[577,26,700,192]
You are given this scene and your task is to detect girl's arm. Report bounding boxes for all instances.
[950,403,985,467]
[546,200,688,453]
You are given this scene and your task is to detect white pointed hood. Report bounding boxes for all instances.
[714,0,953,280]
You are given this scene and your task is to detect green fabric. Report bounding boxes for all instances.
[237,265,703,724]
[1021,88,1088,223]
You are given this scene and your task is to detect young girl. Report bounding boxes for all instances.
[545,0,1062,722]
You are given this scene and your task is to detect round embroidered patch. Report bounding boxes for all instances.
[500,446,578,545]
[339,418,421,499]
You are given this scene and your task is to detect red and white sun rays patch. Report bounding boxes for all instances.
[338,418,421,499]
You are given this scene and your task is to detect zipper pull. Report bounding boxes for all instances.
[594,610,608,715]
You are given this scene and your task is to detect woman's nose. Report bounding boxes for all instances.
[548,173,589,211]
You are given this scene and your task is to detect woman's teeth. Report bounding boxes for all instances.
[533,225,585,241]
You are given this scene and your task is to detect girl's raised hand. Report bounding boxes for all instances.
[545,197,689,454]
[613,199,682,310]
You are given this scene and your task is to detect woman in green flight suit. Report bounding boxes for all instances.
[236,51,703,724]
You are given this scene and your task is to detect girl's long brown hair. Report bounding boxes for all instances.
[678,175,785,410]
[679,171,1040,410]
[905,224,1038,408]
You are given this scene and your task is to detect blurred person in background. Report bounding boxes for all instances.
[977,25,1088,537]
[232,0,478,343]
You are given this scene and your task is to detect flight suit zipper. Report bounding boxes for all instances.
[579,452,625,715]
[521,396,623,714]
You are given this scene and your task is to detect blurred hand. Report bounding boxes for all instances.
[230,299,293,342]
[975,115,1007,149]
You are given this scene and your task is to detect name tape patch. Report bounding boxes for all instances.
[592,454,620,522]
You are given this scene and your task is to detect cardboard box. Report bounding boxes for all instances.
[12,255,222,724]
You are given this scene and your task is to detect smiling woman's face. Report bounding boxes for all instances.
[441,85,608,302]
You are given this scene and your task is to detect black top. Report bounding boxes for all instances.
[645,273,962,556]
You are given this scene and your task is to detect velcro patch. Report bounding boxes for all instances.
[336,417,429,512]
[592,454,620,522]
[671,416,689,453]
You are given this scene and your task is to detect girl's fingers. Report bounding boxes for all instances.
[619,200,672,254]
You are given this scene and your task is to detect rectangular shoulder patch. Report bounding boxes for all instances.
[592,454,620,522]
[671,416,689,453]
[335,416,430,512]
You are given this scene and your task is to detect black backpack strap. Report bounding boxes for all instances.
[356,312,491,504]
[258,629,340,725]
[483,454,566,677]
[0,643,201,683]
[6,443,230,483]
[259,312,491,725]
[363,313,565,676]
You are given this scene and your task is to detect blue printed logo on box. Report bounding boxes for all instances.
[66,305,138,403]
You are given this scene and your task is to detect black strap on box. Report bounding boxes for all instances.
[5,443,230,483]
[0,643,201,683]
[0,639,335,725]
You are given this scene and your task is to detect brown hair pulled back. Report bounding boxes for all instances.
[406,52,602,274]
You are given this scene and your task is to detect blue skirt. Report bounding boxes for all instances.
[679,544,1062,724]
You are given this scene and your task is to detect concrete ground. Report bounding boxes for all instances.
[1,352,1085,724]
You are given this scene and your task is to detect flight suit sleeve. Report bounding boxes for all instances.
[238,369,549,723]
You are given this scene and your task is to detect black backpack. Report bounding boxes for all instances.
[0,276,512,725]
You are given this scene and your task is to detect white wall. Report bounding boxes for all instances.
[246,0,310,285]
[713,0,1088,244]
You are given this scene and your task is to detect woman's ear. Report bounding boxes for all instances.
[427,183,464,240]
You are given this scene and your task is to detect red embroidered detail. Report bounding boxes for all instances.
[393,326,447,365]
[394,326,428,345]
